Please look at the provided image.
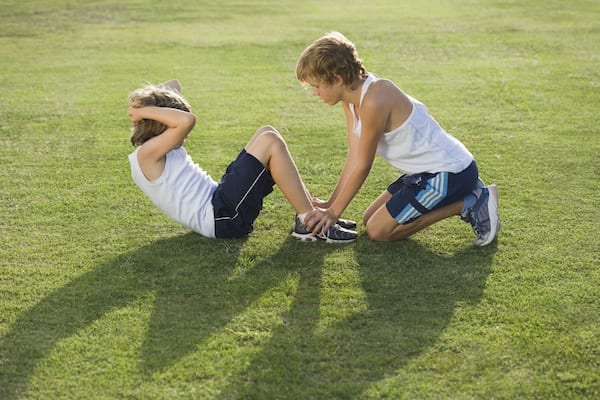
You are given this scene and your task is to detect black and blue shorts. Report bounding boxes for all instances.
[385,161,479,225]
[212,149,275,238]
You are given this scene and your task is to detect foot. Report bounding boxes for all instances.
[336,217,357,230]
[311,198,356,229]
[291,216,357,243]
[461,184,500,246]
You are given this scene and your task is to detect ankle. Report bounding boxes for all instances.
[297,211,309,224]
[461,194,476,216]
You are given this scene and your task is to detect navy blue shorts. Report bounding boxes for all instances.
[212,149,275,238]
[385,161,479,224]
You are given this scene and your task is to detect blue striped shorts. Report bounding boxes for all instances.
[385,161,478,224]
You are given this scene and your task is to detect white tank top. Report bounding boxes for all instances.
[129,147,217,237]
[349,74,473,174]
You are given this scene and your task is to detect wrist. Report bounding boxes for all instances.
[327,208,339,220]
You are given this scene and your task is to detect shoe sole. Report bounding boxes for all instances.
[291,231,319,242]
[291,231,356,244]
[475,184,500,246]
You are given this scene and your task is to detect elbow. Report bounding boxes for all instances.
[187,113,197,127]
[183,112,196,130]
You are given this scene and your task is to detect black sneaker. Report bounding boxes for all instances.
[291,216,357,243]
[311,199,357,229]
[461,185,500,246]
[336,217,357,230]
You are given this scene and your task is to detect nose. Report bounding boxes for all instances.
[312,87,319,97]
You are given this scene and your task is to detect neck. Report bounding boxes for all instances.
[343,76,367,106]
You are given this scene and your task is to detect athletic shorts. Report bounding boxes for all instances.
[385,161,479,225]
[212,149,275,238]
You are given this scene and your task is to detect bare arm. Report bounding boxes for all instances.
[306,90,388,233]
[315,102,359,208]
[328,97,385,217]
[128,106,196,180]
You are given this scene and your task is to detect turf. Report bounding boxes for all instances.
[1,0,599,399]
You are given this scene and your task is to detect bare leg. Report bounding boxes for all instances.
[244,126,313,214]
[365,200,464,242]
[363,190,392,225]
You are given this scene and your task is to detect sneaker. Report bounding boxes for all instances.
[312,198,357,229]
[336,217,357,230]
[475,177,485,191]
[461,184,500,246]
[291,216,357,243]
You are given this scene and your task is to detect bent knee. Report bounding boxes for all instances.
[365,221,392,242]
[366,228,388,242]
[365,218,410,242]
[255,125,280,138]
[364,207,394,241]
[256,126,285,145]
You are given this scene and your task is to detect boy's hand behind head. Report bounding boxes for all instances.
[128,106,143,125]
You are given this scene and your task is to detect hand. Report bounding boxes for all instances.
[128,106,143,126]
[305,208,338,236]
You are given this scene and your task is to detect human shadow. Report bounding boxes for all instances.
[1,231,495,399]
[1,233,246,398]
[0,233,341,399]
[218,236,497,399]
[137,235,341,374]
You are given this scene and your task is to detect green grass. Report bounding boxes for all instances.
[1,0,599,398]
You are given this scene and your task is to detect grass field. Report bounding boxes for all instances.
[1,0,599,398]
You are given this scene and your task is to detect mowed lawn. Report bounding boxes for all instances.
[1,0,598,399]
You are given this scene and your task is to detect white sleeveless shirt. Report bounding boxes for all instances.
[349,74,473,175]
[129,147,217,237]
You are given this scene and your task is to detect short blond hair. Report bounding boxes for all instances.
[128,85,192,147]
[296,32,367,86]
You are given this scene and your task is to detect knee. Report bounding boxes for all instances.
[366,228,390,242]
[365,220,391,242]
[255,126,285,146]
[255,125,280,138]
[366,217,411,242]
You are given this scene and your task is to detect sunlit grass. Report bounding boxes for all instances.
[1,0,599,398]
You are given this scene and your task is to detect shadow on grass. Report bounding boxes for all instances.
[0,233,238,398]
[0,232,496,399]
[219,235,497,399]
[0,232,341,398]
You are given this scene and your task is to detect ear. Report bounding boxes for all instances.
[334,74,345,86]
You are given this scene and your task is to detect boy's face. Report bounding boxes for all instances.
[306,77,344,106]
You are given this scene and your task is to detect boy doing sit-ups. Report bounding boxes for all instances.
[127,80,357,242]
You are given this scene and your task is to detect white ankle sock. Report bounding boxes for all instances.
[297,212,309,223]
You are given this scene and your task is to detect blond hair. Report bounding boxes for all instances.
[296,32,367,86]
[128,85,192,147]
